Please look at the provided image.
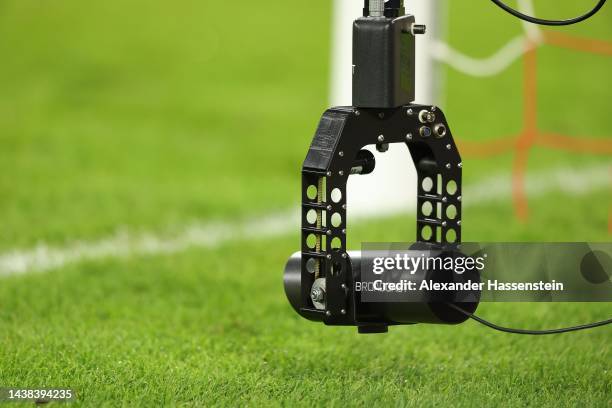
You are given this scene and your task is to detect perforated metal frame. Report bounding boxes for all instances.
[300,104,462,325]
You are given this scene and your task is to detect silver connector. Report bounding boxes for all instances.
[419,109,436,124]
[411,24,427,35]
[369,0,385,17]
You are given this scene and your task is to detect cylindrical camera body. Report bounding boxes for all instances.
[284,250,480,332]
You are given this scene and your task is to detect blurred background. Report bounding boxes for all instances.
[0,0,610,405]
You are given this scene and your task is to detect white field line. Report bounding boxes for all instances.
[0,164,609,277]
[429,0,543,77]
[429,36,537,77]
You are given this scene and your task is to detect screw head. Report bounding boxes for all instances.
[446,144,452,150]
[378,112,385,119]
[326,230,332,236]
[442,197,448,203]
[341,309,346,315]
[327,205,332,211]
[407,108,414,115]
[342,204,347,210]
[325,310,331,317]
[442,221,447,227]
[406,133,413,141]
[457,196,462,202]
[376,143,389,153]
[377,135,385,142]
[326,171,331,177]
[311,287,325,303]
[341,228,346,234]
[458,162,463,168]
[457,220,462,226]
[341,252,347,259]
[419,126,432,138]
[446,163,451,169]
[341,283,347,290]
[339,170,344,176]
[326,254,332,260]
[355,110,361,116]
[339,151,344,157]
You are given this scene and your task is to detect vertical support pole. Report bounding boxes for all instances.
[369,0,385,17]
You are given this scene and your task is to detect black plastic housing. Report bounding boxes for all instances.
[284,251,479,331]
[352,16,415,108]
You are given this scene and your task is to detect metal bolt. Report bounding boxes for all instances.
[342,204,346,210]
[339,170,344,176]
[342,252,347,259]
[341,309,347,315]
[376,143,389,153]
[339,151,344,157]
[326,230,332,236]
[377,135,385,143]
[446,144,452,150]
[419,126,432,138]
[442,197,448,203]
[355,110,360,116]
[457,220,462,226]
[341,283,347,290]
[458,162,463,168]
[457,196,462,202]
[378,112,385,119]
[406,133,413,141]
[407,109,414,115]
[442,221,447,227]
[325,310,332,317]
[326,171,331,177]
[446,163,451,169]
[342,228,346,234]
[327,205,332,211]
[311,287,325,303]
[326,254,332,260]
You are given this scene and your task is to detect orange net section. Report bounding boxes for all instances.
[457,32,612,229]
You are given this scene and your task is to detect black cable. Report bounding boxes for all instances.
[489,0,607,26]
[449,304,612,335]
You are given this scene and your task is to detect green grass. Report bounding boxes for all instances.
[0,0,610,405]
[0,0,331,250]
[0,196,610,406]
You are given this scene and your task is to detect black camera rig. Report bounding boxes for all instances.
[283,0,611,335]
[283,0,472,333]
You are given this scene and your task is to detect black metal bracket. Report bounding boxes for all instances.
[300,104,462,326]
[283,0,470,333]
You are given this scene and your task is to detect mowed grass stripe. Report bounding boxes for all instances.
[0,164,609,277]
